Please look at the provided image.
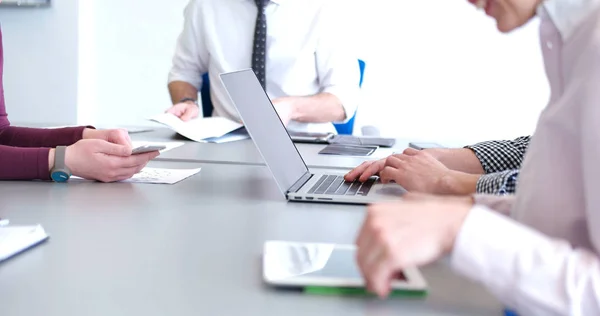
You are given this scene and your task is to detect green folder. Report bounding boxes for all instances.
[304,286,428,298]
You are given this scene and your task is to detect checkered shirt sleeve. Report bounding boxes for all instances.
[466,136,530,195]
[476,169,520,195]
[466,136,531,174]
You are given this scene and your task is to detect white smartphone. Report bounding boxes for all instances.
[408,142,444,150]
[262,241,427,291]
[131,145,166,155]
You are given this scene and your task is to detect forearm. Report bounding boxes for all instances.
[0,126,86,148]
[439,170,480,195]
[288,93,346,123]
[425,148,485,174]
[168,81,198,105]
[0,145,50,180]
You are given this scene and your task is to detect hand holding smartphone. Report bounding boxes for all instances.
[131,145,166,155]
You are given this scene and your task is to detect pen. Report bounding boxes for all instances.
[0,218,9,226]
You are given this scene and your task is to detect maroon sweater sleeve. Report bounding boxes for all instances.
[0,28,88,180]
[0,126,87,148]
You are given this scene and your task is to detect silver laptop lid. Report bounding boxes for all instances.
[220,69,310,196]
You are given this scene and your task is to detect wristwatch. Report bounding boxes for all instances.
[179,97,199,107]
[50,146,71,182]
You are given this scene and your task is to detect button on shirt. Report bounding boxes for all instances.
[451,1,600,315]
[168,0,360,134]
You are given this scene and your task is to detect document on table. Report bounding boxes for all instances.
[72,167,201,185]
[45,125,154,134]
[148,113,249,143]
[0,225,49,263]
[131,141,185,153]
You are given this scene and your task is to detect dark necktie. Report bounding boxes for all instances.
[252,0,267,89]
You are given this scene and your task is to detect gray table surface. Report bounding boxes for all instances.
[0,161,502,316]
[132,128,402,169]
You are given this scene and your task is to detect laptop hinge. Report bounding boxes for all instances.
[288,172,313,194]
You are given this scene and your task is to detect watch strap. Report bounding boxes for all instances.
[54,146,67,170]
[178,97,198,106]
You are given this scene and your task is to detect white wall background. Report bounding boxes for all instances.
[2,0,550,144]
[349,1,548,144]
[0,0,79,124]
[77,0,190,127]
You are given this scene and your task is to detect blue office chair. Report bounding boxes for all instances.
[199,59,366,128]
[332,59,365,135]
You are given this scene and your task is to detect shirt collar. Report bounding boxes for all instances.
[537,0,600,40]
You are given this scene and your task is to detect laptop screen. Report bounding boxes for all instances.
[220,69,310,196]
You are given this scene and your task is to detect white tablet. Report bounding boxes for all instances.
[262,240,428,292]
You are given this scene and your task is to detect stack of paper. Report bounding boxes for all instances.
[0,225,49,263]
[149,113,249,143]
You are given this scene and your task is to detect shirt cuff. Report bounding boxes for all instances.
[451,205,550,294]
[476,170,519,195]
[168,69,203,90]
[322,85,358,124]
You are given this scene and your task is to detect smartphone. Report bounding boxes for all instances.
[131,145,166,155]
[289,131,335,144]
[408,142,444,150]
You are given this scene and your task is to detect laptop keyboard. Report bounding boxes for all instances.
[307,175,375,196]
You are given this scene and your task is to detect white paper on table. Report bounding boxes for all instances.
[72,167,201,185]
[45,126,154,134]
[0,225,49,262]
[148,113,244,143]
[131,141,185,154]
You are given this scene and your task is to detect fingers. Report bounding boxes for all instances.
[356,206,398,299]
[358,159,385,182]
[99,152,157,182]
[119,151,160,168]
[345,160,376,181]
[109,129,132,146]
[95,141,132,157]
[379,166,404,184]
[180,105,199,122]
[166,103,186,117]
[367,254,394,298]
[402,147,420,156]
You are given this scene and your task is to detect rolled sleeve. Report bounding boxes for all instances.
[466,136,531,174]
[315,0,360,123]
[167,0,208,89]
[476,169,520,195]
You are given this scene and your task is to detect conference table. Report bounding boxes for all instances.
[133,128,402,169]
[0,127,503,315]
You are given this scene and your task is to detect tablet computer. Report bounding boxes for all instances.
[262,241,428,295]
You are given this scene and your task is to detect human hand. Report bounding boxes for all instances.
[344,158,386,183]
[355,199,472,298]
[344,149,452,185]
[377,148,453,194]
[82,128,132,147]
[65,139,159,182]
[166,101,200,121]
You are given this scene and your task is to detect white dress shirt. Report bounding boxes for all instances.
[451,1,600,315]
[168,0,360,133]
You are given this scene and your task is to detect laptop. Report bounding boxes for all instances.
[220,69,405,205]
